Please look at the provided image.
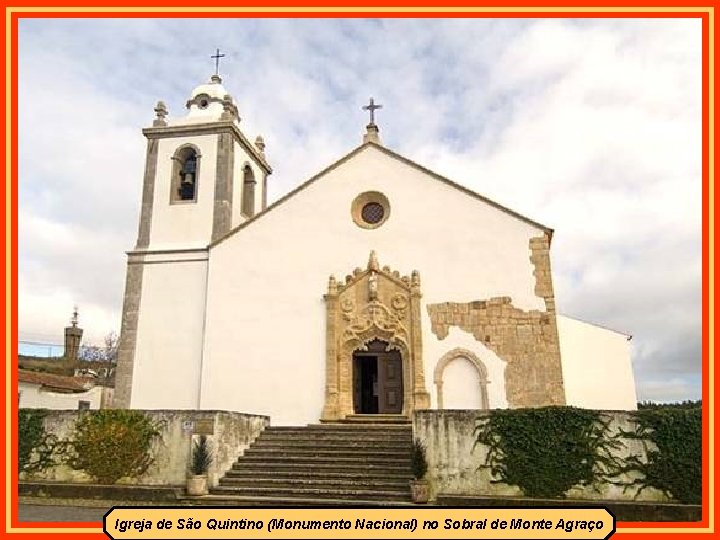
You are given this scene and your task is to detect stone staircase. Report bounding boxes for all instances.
[207,422,414,506]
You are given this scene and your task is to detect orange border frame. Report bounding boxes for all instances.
[1,2,714,539]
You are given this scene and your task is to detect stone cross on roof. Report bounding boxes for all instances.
[362,97,383,125]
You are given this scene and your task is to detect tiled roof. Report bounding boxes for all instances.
[18,370,92,392]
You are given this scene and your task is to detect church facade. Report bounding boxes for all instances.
[114,75,637,426]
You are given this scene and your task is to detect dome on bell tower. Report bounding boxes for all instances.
[181,74,238,123]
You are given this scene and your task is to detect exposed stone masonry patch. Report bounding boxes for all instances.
[426,234,565,408]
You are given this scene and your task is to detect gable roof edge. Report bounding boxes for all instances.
[211,144,370,248]
[210,142,553,249]
[367,142,553,236]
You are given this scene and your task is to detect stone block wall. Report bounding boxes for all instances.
[413,410,668,502]
[426,235,565,408]
[20,409,269,487]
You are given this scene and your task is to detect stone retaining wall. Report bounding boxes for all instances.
[20,410,269,487]
[413,410,668,502]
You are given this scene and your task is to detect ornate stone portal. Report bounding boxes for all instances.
[321,252,431,421]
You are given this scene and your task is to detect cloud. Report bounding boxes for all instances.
[17,18,702,401]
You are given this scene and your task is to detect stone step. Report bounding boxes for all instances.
[242,448,412,459]
[236,455,412,466]
[340,415,411,424]
[219,477,411,490]
[254,442,412,450]
[255,438,411,447]
[231,462,412,474]
[211,485,410,501]
[256,432,413,443]
[224,469,413,481]
[180,494,415,507]
[269,424,411,432]
[215,424,414,507]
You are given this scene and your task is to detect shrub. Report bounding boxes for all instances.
[67,410,161,484]
[411,439,428,480]
[190,435,213,475]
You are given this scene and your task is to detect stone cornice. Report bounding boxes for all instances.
[142,122,272,174]
[127,247,209,256]
[126,247,209,265]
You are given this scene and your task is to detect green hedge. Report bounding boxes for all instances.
[637,400,702,410]
[475,405,702,503]
[475,406,621,498]
[622,406,702,504]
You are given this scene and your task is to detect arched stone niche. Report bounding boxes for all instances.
[321,252,431,421]
[169,143,202,204]
[434,348,490,410]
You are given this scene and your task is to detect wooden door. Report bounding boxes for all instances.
[378,351,403,414]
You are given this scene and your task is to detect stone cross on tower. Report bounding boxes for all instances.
[211,48,225,76]
[362,97,383,126]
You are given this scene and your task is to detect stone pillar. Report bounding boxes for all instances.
[321,276,340,421]
[409,273,430,410]
[114,260,144,408]
[363,123,382,145]
[135,137,159,250]
[212,132,234,242]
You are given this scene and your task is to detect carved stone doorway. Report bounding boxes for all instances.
[353,339,403,414]
[321,251,430,422]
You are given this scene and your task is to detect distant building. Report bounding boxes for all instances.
[18,370,113,410]
[18,308,117,400]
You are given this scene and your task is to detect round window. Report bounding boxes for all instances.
[196,94,211,110]
[361,202,385,224]
[351,191,390,229]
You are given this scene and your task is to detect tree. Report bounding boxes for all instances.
[78,331,118,363]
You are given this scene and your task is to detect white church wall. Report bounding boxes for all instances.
[557,315,637,410]
[149,135,218,249]
[131,257,208,409]
[201,146,542,424]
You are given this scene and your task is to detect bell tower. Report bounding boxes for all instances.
[114,69,272,409]
[135,73,272,250]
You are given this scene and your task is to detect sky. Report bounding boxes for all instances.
[17,18,702,403]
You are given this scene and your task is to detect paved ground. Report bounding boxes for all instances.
[19,504,113,523]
